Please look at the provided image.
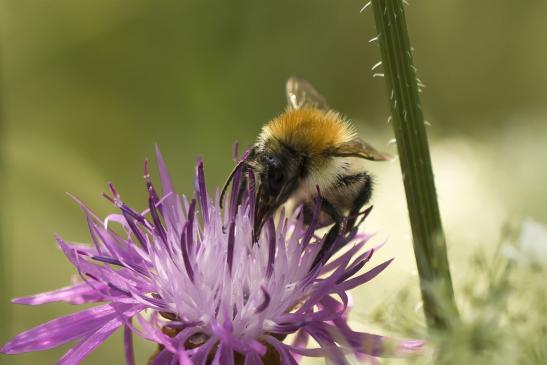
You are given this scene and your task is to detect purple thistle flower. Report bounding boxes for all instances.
[1,146,423,364]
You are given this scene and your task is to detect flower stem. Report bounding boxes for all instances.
[369,0,459,329]
[0,56,8,342]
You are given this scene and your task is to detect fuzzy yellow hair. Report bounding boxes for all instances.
[260,108,355,155]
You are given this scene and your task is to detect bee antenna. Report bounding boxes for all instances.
[220,159,247,209]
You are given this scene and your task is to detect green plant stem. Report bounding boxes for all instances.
[0,39,9,346]
[370,0,458,329]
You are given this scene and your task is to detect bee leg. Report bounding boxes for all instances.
[310,221,341,270]
[302,197,343,228]
[341,172,372,232]
[321,198,343,225]
[307,197,345,270]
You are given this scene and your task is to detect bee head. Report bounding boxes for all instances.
[251,142,303,241]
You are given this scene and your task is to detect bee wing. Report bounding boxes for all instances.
[286,77,330,111]
[329,138,393,161]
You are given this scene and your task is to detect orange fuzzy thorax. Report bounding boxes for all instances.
[260,108,355,155]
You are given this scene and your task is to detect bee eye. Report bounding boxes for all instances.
[269,168,285,190]
[263,155,284,191]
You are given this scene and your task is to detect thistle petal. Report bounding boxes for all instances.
[12,282,106,305]
[1,304,137,354]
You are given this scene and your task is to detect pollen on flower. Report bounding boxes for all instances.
[0,146,423,364]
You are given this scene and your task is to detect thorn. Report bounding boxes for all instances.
[371,61,382,71]
[369,34,380,43]
[360,1,371,13]
[372,73,384,78]
[387,138,397,146]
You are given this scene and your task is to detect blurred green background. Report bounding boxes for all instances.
[1,0,547,364]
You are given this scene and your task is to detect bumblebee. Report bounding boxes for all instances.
[222,78,391,242]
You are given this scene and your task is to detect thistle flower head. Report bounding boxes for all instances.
[1,147,422,364]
